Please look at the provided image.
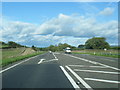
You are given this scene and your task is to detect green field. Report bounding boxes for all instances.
[1,48,46,67]
[72,49,119,58]
[0,44,9,48]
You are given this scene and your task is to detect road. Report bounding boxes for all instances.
[1,52,120,89]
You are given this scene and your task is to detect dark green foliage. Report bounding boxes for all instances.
[32,45,35,50]
[78,44,85,49]
[32,45,40,51]
[0,41,7,45]
[0,41,26,49]
[110,46,120,50]
[8,41,25,48]
[39,43,77,51]
[85,37,110,49]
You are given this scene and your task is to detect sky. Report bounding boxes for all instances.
[1,2,119,47]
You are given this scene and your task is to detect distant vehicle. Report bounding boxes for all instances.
[49,51,52,54]
[65,47,71,54]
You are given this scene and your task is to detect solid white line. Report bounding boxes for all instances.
[66,66,92,89]
[38,59,45,64]
[0,55,38,73]
[85,78,120,84]
[74,69,120,75]
[68,65,107,68]
[64,54,120,71]
[60,66,80,89]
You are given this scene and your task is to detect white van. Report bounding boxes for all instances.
[65,47,71,54]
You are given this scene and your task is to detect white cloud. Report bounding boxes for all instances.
[1,13,118,47]
[99,7,114,16]
[35,13,118,38]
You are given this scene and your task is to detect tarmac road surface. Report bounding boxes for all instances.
[1,52,120,89]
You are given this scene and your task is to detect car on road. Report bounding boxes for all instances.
[49,51,52,54]
[65,47,71,54]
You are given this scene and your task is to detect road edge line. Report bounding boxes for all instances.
[59,66,80,89]
[66,66,93,89]
[0,55,38,73]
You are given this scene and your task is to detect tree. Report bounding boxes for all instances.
[0,41,6,45]
[85,37,110,49]
[8,41,23,48]
[78,44,85,49]
[32,45,37,51]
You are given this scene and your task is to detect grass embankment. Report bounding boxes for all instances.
[0,44,9,48]
[72,49,120,58]
[1,48,46,67]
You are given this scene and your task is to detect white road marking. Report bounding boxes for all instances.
[103,59,115,62]
[68,65,107,68]
[66,66,92,89]
[74,69,120,75]
[60,66,80,89]
[42,59,58,63]
[85,78,120,84]
[38,59,45,64]
[64,54,120,71]
[54,52,60,54]
[88,56,116,62]
[52,52,57,59]
[0,55,39,73]
[98,63,120,71]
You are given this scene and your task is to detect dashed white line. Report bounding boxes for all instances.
[60,66,80,89]
[65,66,93,89]
[74,69,120,75]
[85,78,120,84]
[52,52,57,59]
[64,54,120,71]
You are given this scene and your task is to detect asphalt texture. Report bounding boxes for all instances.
[1,52,120,89]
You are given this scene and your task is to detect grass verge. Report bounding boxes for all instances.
[2,51,46,67]
[72,52,120,58]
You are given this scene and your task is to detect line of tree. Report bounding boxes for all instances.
[38,37,119,51]
[1,37,119,50]
[39,43,77,52]
[0,41,26,49]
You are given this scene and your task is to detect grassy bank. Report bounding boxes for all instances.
[1,47,46,67]
[72,49,119,58]
[2,51,46,67]
[2,48,26,59]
